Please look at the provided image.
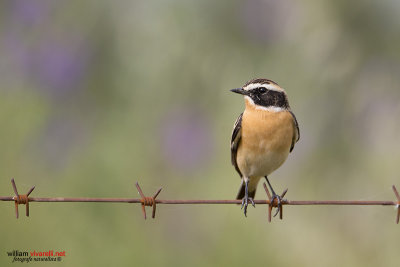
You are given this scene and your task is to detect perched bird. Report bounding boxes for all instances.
[230,78,299,216]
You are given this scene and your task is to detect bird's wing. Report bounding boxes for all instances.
[231,113,243,177]
[289,110,300,152]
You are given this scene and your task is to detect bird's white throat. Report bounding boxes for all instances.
[245,96,286,112]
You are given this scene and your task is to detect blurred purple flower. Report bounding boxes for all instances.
[10,0,50,24]
[160,107,214,172]
[3,0,90,97]
[240,0,303,43]
[29,40,89,95]
[3,34,89,97]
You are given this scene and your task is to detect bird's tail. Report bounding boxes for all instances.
[236,179,257,200]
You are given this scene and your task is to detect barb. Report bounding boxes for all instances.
[135,182,162,219]
[0,179,399,224]
[10,178,36,218]
[263,183,288,222]
[392,185,400,224]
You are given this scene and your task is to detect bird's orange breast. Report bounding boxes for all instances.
[236,102,295,178]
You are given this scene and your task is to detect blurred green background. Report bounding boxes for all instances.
[1,0,400,266]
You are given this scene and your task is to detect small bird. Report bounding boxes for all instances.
[230,78,299,216]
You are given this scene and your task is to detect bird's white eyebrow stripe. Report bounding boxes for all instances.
[243,83,283,92]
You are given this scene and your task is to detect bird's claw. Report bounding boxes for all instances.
[270,194,282,217]
[241,197,255,217]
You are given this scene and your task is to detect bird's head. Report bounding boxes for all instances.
[230,78,290,111]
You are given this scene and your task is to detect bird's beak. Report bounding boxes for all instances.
[230,88,249,95]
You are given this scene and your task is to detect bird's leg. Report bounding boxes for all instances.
[265,176,281,217]
[241,179,255,217]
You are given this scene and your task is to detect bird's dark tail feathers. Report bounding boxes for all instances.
[236,180,256,200]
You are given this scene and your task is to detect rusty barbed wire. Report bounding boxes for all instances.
[1,178,399,223]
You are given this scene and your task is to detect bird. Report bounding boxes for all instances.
[230,78,299,216]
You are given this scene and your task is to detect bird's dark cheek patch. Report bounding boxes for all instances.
[253,91,288,109]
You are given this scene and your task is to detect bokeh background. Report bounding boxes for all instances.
[1,0,400,266]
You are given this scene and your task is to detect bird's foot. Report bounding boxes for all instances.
[270,194,282,217]
[241,196,255,217]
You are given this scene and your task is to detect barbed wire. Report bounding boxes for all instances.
[1,178,399,223]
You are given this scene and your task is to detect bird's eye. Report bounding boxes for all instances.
[258,87,267,93]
